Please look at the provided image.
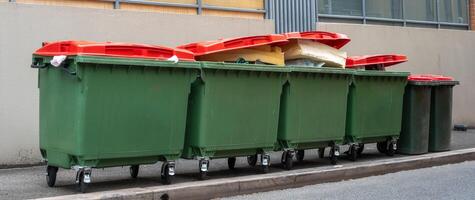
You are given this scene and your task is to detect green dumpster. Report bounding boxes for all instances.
[183,62,286,179]
[277,67,353,169]
[345,70,409,161]
[429,76,459,152]
[32,41,198,191]
[398,75,435,155]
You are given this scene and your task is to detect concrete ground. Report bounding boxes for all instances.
[223,160,475,200]
[0,130,474,199]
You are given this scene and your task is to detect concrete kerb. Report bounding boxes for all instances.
[37,148,475,200]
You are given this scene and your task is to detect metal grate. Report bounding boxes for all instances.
[265,0,317,33]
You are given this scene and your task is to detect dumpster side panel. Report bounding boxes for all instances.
[184,65,284,158]
[78,65,192,167]
[278,71,350,149]
[346,74,407,143]
[39,63,82,168]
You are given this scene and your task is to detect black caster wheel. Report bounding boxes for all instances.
[318,148,325,158]
[247,154,257,166]
[130,165,139,178]
[261,154,270,173]
[283,151,293,170]
[349,144,357,162]
[228,157,236,170]
[386,141,396,157]
[377,141,388,154]
[161,163,174,185]
[357,143,365,157]
[296,150,305,162]
[329,146,338,165]
[46,166,58,187]
[77,171,88,193]
[330,154,338,165]
[198,160,209,180]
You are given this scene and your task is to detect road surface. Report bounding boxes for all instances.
[223,160,475,200]
[0,130,473,199]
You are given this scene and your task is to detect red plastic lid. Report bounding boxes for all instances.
[408,75,434,81]
[34,40,195,61]
[408,74,454,81]
[346,54,407,68]
[283,31,351,49]
[420,74,454,81]
[176,34,288,56]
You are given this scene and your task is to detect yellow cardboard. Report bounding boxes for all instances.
[197,45,285,66]
[282,40,347,68]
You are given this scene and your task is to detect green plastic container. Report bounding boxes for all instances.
[34,55,198,185]
[398,80,435,155]
[345,70,408,160]
[183,62,286,177]
[429,80,459,152]
[277,67,353,168]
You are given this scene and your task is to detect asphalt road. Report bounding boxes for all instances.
[223,160,475,200]
[0,130,473,199]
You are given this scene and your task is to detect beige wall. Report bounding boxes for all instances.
[5,0,265,19]
[0,2,273,166]
[318,23,475,126]
[1,2,473,166]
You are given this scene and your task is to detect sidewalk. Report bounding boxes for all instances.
[1,130,474,200]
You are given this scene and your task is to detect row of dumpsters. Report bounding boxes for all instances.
[32,32,458,192]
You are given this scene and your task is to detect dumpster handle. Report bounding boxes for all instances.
[31,62,76,75]
[59,63,77,76]
[30,62,47,69]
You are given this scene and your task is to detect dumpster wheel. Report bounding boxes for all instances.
[282,151,293,170]
[329,145,339,165]
[77,171,88,193]
[377,141,388,154]
[386,141,396,157]
[198,159,209,180]
[296,150,305,162]
[46,166,58,187]
[261,154,270,173]
[348,144,358,161]
[130,165,139,178]
[247,154,257,166]
[74,167,91,193]
[161,162,174,185]
[228,157,236,170]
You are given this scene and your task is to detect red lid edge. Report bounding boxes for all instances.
[408,74,454,81]
[346,54,407,68]
[419,74,454,81]
[282,31,351,49]
[34,40,195,61]
[177,34,288,56]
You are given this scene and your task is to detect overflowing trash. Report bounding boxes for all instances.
[177,34,286,65]
[280,31,350,68]
[197,45,285,65]
[281,39,347,68]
